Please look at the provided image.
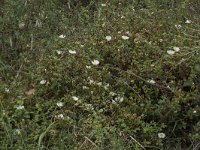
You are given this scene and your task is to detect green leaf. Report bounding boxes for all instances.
[194,64,200,72]
[183,80,193,87]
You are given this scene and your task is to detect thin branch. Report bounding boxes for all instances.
[30,33,34,51]
[9,37,13,48]
[193,141,200,150]
[106,65,172,92]
[84,136,98,147]
[15,64,23,80]
[67,2,71,9]
[177,55,193,65]
[110,74,143,100]
[183,32,199,39]
[185,26,200,32]
[130,136,146,150]
[78,139,87,150]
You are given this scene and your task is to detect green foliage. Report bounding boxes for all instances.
[0,0,200,149]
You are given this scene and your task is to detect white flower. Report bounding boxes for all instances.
[59,34,65,38]
[159,39,163,42]
[151,64,155,67]
[121,35,129,40]
[173,47,180,52]
[80,44,84,47]
[40,80,46,85]
[89,79,95,84]
[109,92,117,96]
[55,114,64,119]
[56,102,64,107]
[121,15,125,19]
[185,20,191,24]
[115,96,124,103]
[35,19,42,27]
[56,50,62,55]
[97,82,102,86]
[19,22,25,29]
[86,65,91,69]
[68,50,76,54]
[82,86,89,89]
[72,96,79,101]
[147,79,156,84]
[158,132,166,139]
[193,110,197,114]
[167,50,175,55]
[15,129,21,135]
[105,36,112,41]
[91,60,100,66]
[5,88,10,93]
[175,24,182,29]
[112,99,117,104]
[65,116,71,120]
[101,3,106,7]
[85,104,94,110]
[103,83,109,90]
[99,109,104,112]
[16,105,24,110]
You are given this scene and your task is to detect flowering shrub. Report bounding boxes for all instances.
[0,0,200,149]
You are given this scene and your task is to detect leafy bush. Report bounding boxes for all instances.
[0,0,200,149]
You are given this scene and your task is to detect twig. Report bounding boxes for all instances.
[130,136,146,150]
[67,2,71,9]
[193,141,200,150]
[30,33,34,51]
[38,122,55,150]
[15,64,23,80]
[110,74,143,100]
[126,69,171,91]
[9,37,13,48]
[177,55,193,65]
[78,139,87,150]
[106,65,172,92]
[84,136,98,147]
[185,26,200,32]
[77,136,98,150]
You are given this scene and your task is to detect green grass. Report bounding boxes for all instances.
[0,0,200,149]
